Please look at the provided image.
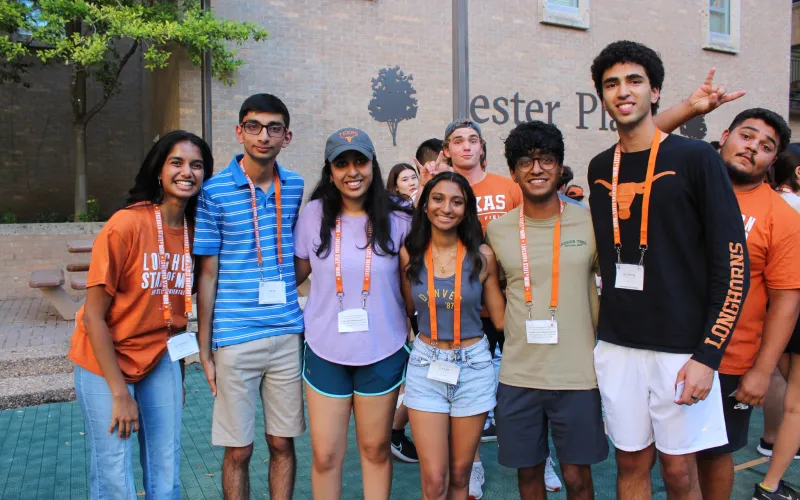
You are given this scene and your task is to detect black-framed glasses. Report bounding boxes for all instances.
[241,120,287,138]
[515,155,558,172]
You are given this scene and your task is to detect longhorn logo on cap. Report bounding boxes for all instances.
[339,130,359,143]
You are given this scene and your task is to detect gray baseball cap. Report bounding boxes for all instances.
[325,128,375,163]
[444,119,482,141]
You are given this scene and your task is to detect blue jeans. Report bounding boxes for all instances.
[74,354,182,500]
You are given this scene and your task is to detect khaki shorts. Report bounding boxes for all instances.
[212,334,306,447]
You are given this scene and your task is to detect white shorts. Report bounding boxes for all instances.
[593,340,727,455]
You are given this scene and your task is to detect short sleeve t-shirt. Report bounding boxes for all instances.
[720,184,800,375]
[485,204,599,390]
[471,173,523,232]
[294,200,411,365]
[69,204,193,382]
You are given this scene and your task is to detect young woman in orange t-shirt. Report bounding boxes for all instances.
[68,131,212,499]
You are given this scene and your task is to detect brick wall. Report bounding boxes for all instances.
[0,53,146,221]
[0,223,104,301]
[182,0,790,194]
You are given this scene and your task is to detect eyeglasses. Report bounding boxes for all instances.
[241,120,287,138]
[515,155,558,172]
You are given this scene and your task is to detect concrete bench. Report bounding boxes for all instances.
[67,239,93,253]
[66,262,90,272]
[70,278,87,291]
[29,269,82,320]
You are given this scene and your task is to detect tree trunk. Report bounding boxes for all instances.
[389,121,398,146]
[71,61,88,220]
[73,122,87,220]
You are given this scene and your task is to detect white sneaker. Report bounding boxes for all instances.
[545,456,562,492]
[469,463,485,500]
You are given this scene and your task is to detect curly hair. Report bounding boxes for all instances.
[591,40,665,114]
[504,121,565,171]
[727,108,792,155]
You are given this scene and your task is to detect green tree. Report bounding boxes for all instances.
[0,0,267,219]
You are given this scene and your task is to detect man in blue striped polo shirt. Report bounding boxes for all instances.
[195,94,305,500]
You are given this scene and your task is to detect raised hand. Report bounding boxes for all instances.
[686,67,746,115]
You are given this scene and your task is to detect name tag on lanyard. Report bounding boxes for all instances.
[610,130,661,293]
[259,281,287,304]
[427,360,461,385]
[338,308,369,333]
[526,319,558,344]
[334,215,373,333]
[615,263,644,291]
[167,331,200,362]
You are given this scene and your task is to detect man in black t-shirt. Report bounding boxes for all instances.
[587,41,749,500]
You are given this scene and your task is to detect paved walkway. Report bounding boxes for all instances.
[1,363,799,499]
[0,299,74,350]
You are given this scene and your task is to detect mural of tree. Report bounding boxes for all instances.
[680,115,708,140]
[368,66,418,146]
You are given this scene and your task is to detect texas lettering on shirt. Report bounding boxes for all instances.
[471,173,523,231]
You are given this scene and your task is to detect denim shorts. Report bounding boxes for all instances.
[404,335,496,417]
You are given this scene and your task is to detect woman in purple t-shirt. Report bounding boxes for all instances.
[294,128,411,499]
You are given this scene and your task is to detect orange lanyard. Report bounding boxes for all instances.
[519,202,563,320]
[153,205,192,334]
[611,129,662,264]
[426,240,464,347]
[239,160,282,280]
[334,215,373,309]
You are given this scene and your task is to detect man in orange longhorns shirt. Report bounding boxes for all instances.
[695,108,800,500]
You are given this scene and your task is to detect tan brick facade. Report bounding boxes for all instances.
[192,0,790,192]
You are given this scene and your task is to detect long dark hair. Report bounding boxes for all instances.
[309,154,406,258]
[773,143,800,193]
[405,172,484,284]
[386,162,417,199]
[125,130,214,224]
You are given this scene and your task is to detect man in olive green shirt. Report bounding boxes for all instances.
[485,121,607,500]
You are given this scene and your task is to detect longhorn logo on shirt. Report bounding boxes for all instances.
[593,171,676,219]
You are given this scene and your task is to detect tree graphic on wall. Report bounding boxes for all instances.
[368,66,418,146]
[680,115,708,140]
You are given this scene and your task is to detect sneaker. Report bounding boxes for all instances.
[545,456,562,493]
[753,481,799,500]
[757,438,800,459]
[481,422,497,442]
[469,464,485,500]
[390,432,419,463]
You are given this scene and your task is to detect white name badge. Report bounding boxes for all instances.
[259,281,287,305]
[526,320,558,344]
[338,309,369,333]
[615,263,644,291]
[167,331,200,362]
[427,360,461,385]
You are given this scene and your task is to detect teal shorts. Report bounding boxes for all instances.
[303,343,409,398]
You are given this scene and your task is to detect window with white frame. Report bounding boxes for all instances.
[540,0,589,30]
[709,0,730,38]
[703,0,740,54]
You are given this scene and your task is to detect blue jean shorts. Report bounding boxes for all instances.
[404,335,497,417]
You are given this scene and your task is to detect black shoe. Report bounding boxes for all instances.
[391,432,419,463]
[481,422,497,443]
[757,438,800,460]
[753,482,799,500]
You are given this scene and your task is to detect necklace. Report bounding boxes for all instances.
[432,246,457,273]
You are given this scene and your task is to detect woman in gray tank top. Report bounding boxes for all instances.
[399,172,505,499]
